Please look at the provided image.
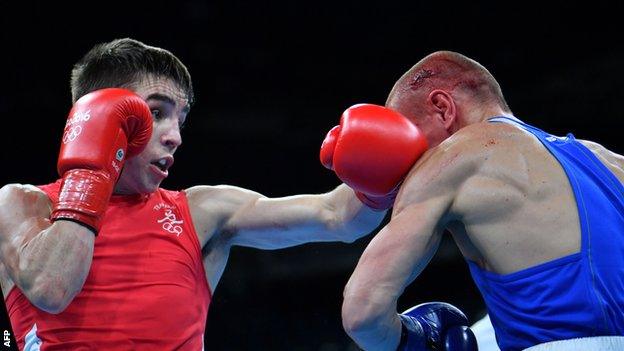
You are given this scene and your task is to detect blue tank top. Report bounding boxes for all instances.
[467,117,624,350]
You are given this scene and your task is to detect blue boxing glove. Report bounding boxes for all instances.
[397,302,478,351]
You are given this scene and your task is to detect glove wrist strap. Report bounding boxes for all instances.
[52,169,114,234]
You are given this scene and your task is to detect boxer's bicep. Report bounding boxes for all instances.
[190,185,341,249]
[225,191,342,249]
[187,185,264,247]
[0,184,52,293]
[229,184,385,249]
[0,185,93,292]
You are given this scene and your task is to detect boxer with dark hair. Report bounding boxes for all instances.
[0,38,411,350]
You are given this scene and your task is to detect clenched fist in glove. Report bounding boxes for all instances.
[53,88,153,234]
[320,104,428,210]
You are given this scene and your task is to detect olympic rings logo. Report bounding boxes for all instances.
[62,110,91,144]
[162,221,184,236]
[62,125,82,144]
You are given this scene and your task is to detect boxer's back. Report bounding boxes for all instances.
[448,118,583,275]
[438,116,624,348]
[447,117,624,273]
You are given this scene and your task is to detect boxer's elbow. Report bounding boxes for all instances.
[323,212,369,243]
[338,211,384,243]
[319,199,354,242]
[343,293,399,351]
[342,303,373,340]
[321,204,381,244]
[26,276,79,314]
[342,288,388,341]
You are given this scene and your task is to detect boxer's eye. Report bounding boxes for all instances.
[151,109,163,120]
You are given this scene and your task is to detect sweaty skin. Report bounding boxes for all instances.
[343,118,624,350]
[341,117,624,350]
[341,50,624,350]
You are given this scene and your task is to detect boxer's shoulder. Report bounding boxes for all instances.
[404,123,515,185]
[184,186,232,242]
[184,185,264,246]
[397,123,532,212]
[456,120,531,148]
[185,185,262,210]
[576,138,624,181]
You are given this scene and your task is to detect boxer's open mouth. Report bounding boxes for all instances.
[151,156,174,171]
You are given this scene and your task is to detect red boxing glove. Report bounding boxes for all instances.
[52,88,153,233]
[320,104,428,210]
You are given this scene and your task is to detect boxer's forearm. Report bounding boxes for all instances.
[11,220,94,313]
[324,184,386,242]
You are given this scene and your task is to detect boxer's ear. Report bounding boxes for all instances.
[427,89,456,131]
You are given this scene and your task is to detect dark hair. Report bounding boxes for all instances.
[70,38,194,105]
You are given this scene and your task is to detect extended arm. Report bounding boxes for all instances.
[189,103,431,250]
[188,183,385,250]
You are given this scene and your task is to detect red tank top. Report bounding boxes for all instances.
[5,180,211,350]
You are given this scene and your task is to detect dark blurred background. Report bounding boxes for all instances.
[1,1,623,350]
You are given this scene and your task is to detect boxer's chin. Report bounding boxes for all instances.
[114,165,163,195]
